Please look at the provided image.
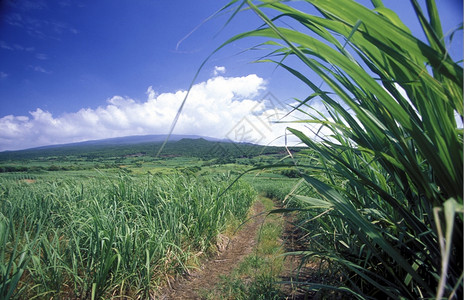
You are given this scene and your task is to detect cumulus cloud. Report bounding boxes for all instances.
[213,66,226,76]
[0,74,319,151]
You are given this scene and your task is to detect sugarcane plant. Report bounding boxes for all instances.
[220,0,463,298]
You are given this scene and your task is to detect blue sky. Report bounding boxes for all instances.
[0,0,462,151]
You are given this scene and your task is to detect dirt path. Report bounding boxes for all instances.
[160,200,266,299]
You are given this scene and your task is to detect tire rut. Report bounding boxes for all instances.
[159,200,266,299]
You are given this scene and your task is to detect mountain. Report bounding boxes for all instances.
[30,134,226,149]
[0,134,289,161]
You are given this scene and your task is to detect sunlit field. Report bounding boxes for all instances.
[0,0,462,299]
[0,171,255,298]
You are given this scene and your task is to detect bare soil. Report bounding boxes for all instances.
[20,179,36,184]
[158,200,324,300]
[159,200,266,299]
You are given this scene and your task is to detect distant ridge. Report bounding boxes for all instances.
[0,134,300,164]
[0,134,274,161]
[30,134,228,150]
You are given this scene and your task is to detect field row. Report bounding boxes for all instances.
[0,173,256,299]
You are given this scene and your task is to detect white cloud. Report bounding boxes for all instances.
[30,65,52,74]
[0,40,34,52]
[0,74,319,151]
[0,41,13,50]
[213,66,226,76]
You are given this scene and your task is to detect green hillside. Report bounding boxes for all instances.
[0,136,299,174]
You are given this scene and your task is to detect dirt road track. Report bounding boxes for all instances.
[159,200,266,299]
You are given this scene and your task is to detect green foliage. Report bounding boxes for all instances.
[224,0,463,298]
[280,168,300,178]
[0,139,299,180]
[0,173,256,298]
[177,165,202,175]
[0,215,39,300]
[215,274,281,300]
[248,176,296,201]
[0,138,296,163]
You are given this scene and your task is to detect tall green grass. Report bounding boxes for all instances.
[0,173,255,298]
[246,176,296,201]
[222,0,463,298]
